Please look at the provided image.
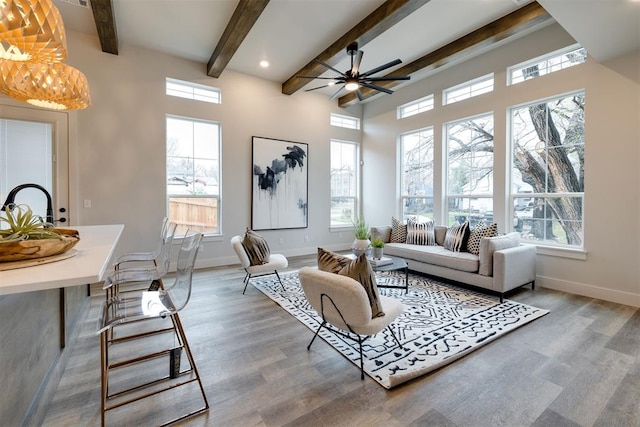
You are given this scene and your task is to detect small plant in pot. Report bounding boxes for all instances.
[371,236,385,259]
[351,215,370,256]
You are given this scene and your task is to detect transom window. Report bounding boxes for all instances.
[508,45,587,85]
[400,127,434,221]
[446,113,494,226]
[397,95,434,119]
[443,74,494,105]
[330,140,359,227]
[510,92,585,247]
[330,113,360,130]
[166,115,221,235]
[166,78,221,104]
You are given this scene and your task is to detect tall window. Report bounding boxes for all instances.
[400,128,434,221]
[166,116,221,235]
[330,140,358,227]
[446,114,494,226]
[510,92,585,247]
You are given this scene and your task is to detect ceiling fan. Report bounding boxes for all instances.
[298,42,411,101]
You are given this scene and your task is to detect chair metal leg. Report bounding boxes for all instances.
[275,270,285,292]
[242,273,250,294]
[307,321,325,350]
[357,336,364,380]
[387,325,403,349]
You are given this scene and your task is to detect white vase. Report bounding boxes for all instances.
[351,238,370,257]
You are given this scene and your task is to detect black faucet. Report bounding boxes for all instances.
[1,183,54,224]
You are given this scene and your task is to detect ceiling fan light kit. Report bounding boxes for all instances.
[298,42,410,102]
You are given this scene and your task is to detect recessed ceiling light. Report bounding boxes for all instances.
[259,60,269,68]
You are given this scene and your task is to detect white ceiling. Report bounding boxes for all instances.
[53,0,640,98]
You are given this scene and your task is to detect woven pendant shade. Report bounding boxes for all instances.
[0,60,91,110]
[0,0,68,62]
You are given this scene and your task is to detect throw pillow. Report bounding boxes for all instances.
[317,247,351,273]
[405,217,435,245]
[467,222,498,255]
[241,228,270,266]
[338,253,385,318]
[478,232,521,276]
[443,221,470,252]
[316,248,385,318]
[390,216,407,243]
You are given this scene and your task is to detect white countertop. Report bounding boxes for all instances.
[0,224,124,295]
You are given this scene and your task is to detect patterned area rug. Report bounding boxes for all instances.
[251,270,548,389]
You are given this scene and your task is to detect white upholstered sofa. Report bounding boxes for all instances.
[371,225,536,302]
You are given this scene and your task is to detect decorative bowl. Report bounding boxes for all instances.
[0,228,80,263]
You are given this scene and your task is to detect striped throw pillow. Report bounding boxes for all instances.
[406,218,436,245]
[241,228,271,265]
[317,247,351,273]
[443,221,470,252]
[390,216,407,243]
[467,222,498,255]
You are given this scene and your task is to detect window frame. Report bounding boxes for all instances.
[166,114,222,236]
[330,139,360,229]
[443,73,494,106]
[507,44,587,86]
[399,127,434,222]
[166,77,221,104]
[445,112,495,227]
[330,113,360,130]
[397,94,434,119]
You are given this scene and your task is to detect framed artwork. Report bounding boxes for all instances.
[251,136,308,230]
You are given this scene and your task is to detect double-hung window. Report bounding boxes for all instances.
[510,92,585,247]
[400,128,434,221]
[445,113,494,226]
[330,140,358,227]
[166,115,221,235]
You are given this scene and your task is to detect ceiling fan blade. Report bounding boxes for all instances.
[361,82,394,95]
[356,89,364,102]
[313,59,346,77]
[360,58,402,77]
[329,86,344,100]
[365,76,411,81]
[351,50,364,76]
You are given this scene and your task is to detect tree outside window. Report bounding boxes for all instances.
[166,116,221,234]
[400,128,434,221]
[511,92,585,246]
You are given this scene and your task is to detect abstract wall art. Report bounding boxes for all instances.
[251,136,308,230]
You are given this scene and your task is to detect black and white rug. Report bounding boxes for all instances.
[251,271,548,389]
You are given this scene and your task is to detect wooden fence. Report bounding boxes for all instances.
[169,197,218,234]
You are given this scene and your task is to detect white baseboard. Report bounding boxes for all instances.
[537,275,640,308]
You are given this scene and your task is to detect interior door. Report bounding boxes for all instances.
[0,102,70,225]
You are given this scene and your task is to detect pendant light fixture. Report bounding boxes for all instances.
[0,60,90,110]
[0,0,68,63]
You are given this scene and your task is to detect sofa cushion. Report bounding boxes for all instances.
[241,228,270,266]
[443,221,470,252]
[478,232,521,276]
[317,248,385,318]
[384,243,479,273]
[467,222,498,255]
[434,226,447,246]
[390,216,407,243]
[406,218,435,245]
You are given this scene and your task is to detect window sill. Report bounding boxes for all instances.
[532,244,587,260]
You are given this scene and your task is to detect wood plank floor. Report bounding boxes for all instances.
[41,254,640,427]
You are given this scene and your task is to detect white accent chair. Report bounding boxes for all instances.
[230,235,288,294]
[298,266,404,380]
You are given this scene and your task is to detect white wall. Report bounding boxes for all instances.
[28,30,364,267]
[361,23,640,306]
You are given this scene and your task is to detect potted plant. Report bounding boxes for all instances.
[351,215,370,256]
[371,236,385,259]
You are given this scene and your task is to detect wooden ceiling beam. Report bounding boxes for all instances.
[90,0,118,55]
[207,0,270,78]
[281,0,432,95]
[338,1,552,107]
